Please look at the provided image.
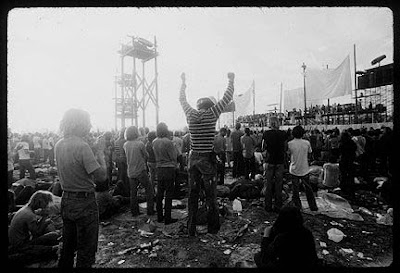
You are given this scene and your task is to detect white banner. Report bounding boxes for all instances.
[306,55,352,101]
[283,55,352,112]
[283,87,304,112]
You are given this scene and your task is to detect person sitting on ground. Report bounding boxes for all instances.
[254,205,319,268]
[8,190,61,266]
[322,155,340,188]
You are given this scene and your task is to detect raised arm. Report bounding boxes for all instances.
[179,72,195,115]
[212,72,235,116]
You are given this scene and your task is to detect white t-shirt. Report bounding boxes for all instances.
[288,138,312,176]
[254,151,263,165]
[16,141,31,160]
[42,138,50,150]
[33,136,41,149]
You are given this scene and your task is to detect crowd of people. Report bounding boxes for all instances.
[236,100,390,128]
[7,72,394,268]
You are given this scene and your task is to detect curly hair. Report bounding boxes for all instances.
[59,108,91,137]
[156,122,169,138]
[125,126,139,141]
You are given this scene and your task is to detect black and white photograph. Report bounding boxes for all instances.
[5,6,395,268]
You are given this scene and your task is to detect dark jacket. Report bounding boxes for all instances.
[257,226,318,268]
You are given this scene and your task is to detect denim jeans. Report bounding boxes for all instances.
[147,162,157,189]
[18,159,36,180]
[156,167,175,222]
[243,156,256,180]
[129,170,154,215]
[58,193,99,268]
[187,152,220,235]
[216,152,226,185]
[116,160,128,184]
[264,163,284,211]
[232,151,244,178]
[291,174,318,211]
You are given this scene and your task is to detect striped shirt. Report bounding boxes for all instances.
[180,79,234,153]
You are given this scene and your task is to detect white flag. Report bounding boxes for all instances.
[232,81,254,117]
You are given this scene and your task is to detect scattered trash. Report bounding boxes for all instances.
[153,245,162,251]
[327,228,345,243]
[376,208,393,226]
[118,247,137,255]
[330,221,344,227]
[148,253,157,258]
[232,198,242,212]
[340,248,354,254]
[322,250,329,255]
[319,241,327,248]
[200,239,208,243]
[362,231,373,234]
[357,252,364,258]
[263,221,270,224]
[140,242,152,249]
[139,229,154,237]
[231,223,249,242]
[358,207,374,216]
[152,239,160,246]
[224,249,232,255]
[107,242,115,246]
[100,221,111,227]
[117,259,125,265]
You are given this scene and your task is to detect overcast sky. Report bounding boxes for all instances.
[7,7,393,133]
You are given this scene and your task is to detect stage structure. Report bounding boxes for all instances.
[114,36,159,130]
[355,61,393,124]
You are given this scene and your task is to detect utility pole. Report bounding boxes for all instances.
[302,62,307,125]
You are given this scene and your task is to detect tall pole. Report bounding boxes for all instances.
[279,82,283,113]
[154,36,159,126]
[121,55,125,129]
[133,55,138,126]
[142,61,146,128]
[354,44,358,124]
[114,75,118,131]
[302,62,307,125]
[252,80,255,116]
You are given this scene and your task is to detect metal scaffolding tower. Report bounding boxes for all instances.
[114,36,159,130]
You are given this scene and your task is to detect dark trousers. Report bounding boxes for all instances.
[9,232,59,266]
[58,193,99,268]
[8,170,14,189]
[291,174,318,211]
[232,151,244,178]
[243,156,256,180]
[187,152,220,235]
[156,167,175,222]
[18,159,36,180]
[264,163,284,211]
[116,160,128,184]
[340,160,355,197]
[48,148,55,166]
[216,152,226,185]
[129,170,154,215]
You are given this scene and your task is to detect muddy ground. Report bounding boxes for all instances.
[26,167,394,269]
